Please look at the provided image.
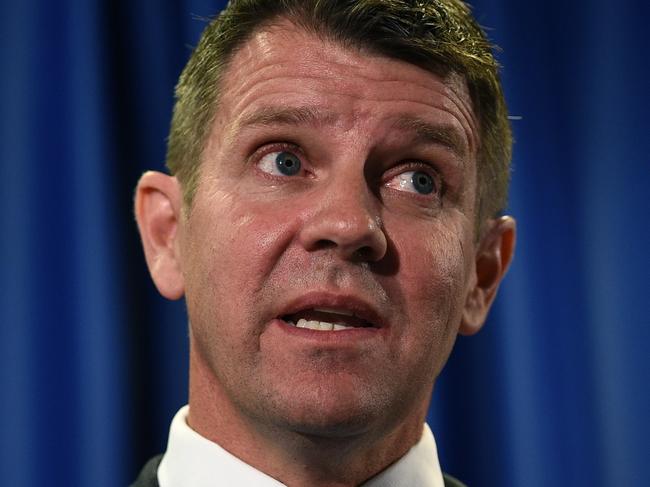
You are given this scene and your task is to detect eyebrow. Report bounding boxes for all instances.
[391,115,468,158]
[235,106,339,130]
[233,106,468,159]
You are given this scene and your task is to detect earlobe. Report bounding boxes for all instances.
[134,171,185,300]
[460,216,516,336]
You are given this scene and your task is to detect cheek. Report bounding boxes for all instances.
[398,218,469,307]
[186,190,284,271]
[181,190,300,325]
[388,217,473,368]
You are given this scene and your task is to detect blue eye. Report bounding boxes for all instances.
[386,170,437,195]
[411,171,435,194]
[276,152,301,175]
[258,150,302,176]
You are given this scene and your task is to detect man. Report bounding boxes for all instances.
[132,0,515,485]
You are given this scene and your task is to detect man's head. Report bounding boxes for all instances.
[135,0,515,483]
[167,0,512,227]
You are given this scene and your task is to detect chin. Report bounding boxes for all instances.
[282,408,378,440]
[263,378,394,439]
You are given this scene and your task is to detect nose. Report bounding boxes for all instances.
[298,180,388,262]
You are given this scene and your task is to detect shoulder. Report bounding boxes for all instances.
[443,472,467,487]
[130,454,163,487]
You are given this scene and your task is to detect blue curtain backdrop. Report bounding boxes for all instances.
[1,1,647,486]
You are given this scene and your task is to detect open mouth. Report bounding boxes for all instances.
[281,308,376,332]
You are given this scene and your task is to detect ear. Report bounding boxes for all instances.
[134,171,185,300]
[460,216,516,336]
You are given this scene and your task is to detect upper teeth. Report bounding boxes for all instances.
[293,318,352,331]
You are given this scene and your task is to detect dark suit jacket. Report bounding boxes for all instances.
[130,454,467,487]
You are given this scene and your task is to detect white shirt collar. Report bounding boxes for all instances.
[158,405,445,487]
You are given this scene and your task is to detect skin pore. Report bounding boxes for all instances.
[135,19,515,487]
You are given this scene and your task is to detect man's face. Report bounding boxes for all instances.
[178,22,482,437]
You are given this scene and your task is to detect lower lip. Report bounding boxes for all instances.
[271,318,383,343]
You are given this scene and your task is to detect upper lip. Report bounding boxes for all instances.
[276,291,388,329]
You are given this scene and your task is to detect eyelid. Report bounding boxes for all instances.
[250,141,304,163]
[382,160,445,197]
[383,160,441,184]
[251,142,313,179]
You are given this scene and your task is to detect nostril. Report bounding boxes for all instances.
[312,240,377,261]
[299,210,387,262]
[353,246,375,261]
[313,239,338,251]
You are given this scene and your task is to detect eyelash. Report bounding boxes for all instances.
[250,142,444,197]
[382,161,444,196]
[251,142,309,175]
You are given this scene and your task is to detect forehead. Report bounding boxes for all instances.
[211,19,479,162]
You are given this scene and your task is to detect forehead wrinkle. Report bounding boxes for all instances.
[440,76,479,154]
[215,24,480,167]
[224,30,461,108]
[391,115,468,160]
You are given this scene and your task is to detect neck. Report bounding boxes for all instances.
[188,348,428,487]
